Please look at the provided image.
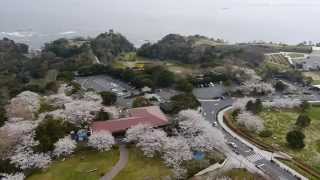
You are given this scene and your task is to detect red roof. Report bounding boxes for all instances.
[91,106,169,134]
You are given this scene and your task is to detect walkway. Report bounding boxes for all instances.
[101,144,128,180]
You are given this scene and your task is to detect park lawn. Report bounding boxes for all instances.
[286,52,305,58]
[258,107,320,172]
[114,147,173,180]
[27,148,119,180]
[223,168,264,180]
[303,72,320,85]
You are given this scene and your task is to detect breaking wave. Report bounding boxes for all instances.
[59,31,77,35]
[0,31,35,38]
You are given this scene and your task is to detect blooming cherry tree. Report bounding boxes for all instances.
[162,136,192,179]
[126,124,168,157]
[263,98,301,109]
[178,110,225,152]
[53,136,77,157]
[232,97,255,111]
[237,111,264,132]
[236,81,275,96]
[88,131,115,151]
[0,173,25,180]
[10,133,51,170]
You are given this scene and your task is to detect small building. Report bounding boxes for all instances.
[91,106,169,136]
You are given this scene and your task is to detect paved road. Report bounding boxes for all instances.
[194,86,301,180]
[101,145,128,180]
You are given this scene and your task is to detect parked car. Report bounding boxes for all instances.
[227,141,238,148]
[212,122,218,127]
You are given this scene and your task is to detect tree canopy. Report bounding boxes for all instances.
[100,91,117,106]
[286,130,305,149]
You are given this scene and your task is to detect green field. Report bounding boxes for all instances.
[114,52,201,76]
[303,72,320,85]
[27,148,119,180]
[223,168,264,180]
[258,107,320,173]
[286,52,305,59]
[114,147,173,180]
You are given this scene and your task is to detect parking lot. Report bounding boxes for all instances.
[75,75,139,107]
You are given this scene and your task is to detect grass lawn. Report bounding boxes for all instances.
[286,52,305,59]
[114,52,200,77]
[114,147,173,180]
[223,168,264,180]
[27,148,119,180]
[280,159,319,180]
[258,107,320,173]
[303,72,320,85]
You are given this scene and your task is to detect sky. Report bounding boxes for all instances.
[1,0,320,48]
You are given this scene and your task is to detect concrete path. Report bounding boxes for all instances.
[101,145,128,180]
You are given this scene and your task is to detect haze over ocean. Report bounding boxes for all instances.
[1,0,320,48]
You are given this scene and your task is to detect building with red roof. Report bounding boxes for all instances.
[90,106,169,135]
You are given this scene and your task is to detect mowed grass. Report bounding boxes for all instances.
[27,148,119,180]
[223,168,264,180]
[258,107,320,172]
[114,147,173,180]
[303,72,320,85]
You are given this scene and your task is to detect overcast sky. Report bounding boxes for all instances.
[1,0,320,47]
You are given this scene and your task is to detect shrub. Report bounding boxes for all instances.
[94,108,110,121]
[300,101,310,112]
[246,99,262,114]
[66,82,81,96]
[57,71,74,82]
[274,81,287,92]
[0,159,19,174]
[176,79,193,92]
[100,91,117,106]
[259,130,273,138]
[286,130,305,149]
[45,81,59,93]
[0,106,7,127]
[296,114,311,128]
[34,116,78,153]
[170,93,200,114]
[38,101,58,114]
[132,97,152,108]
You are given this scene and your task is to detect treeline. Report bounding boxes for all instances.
[78,64,175,89]
[137,34,267,67]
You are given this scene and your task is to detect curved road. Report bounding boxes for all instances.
[199,98,304,180]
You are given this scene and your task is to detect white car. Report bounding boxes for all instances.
[212,122,218,127]
[227,142,238,148]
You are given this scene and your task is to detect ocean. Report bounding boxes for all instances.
[1,0,320,49]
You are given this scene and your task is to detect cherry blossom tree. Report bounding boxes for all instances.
[125,124,168,157]
[88,131,115,151]
[0,173,25,180]
[232,97,256,111]
[53,136,77,157]
[10,132,51,170]
[237,111,264,132]
[236,81,275,96]
[6,91,41,121]
[178,110,225,152]
[263,98,301,109]
[162,136,192,179]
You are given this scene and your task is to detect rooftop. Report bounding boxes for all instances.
[91,106,169,134]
